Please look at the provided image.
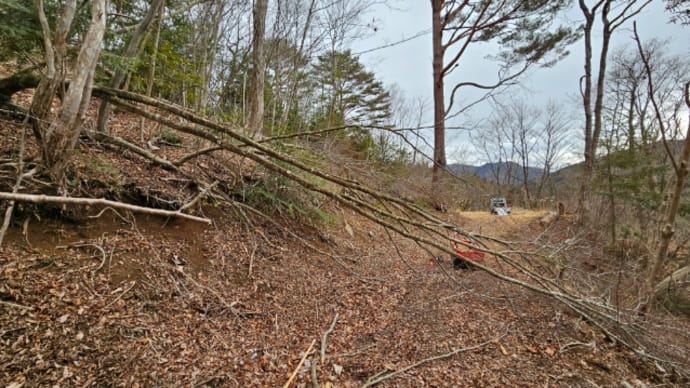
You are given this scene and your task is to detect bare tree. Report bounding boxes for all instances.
[96,0,164,133]
[248,0,268,138]
[388,85,429,165]
[30,0,106,183]
[473,109,518,194]
[631,23,690,302]
[535,101,572,199]
[576,0,651,223]
[665,0,690,24]
[509,99,540,208]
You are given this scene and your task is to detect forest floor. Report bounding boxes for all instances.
[2,200,674,387]
[1,73,688,386]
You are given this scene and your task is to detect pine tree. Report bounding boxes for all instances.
[310,49,391,128]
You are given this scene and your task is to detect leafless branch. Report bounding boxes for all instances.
[362,333,505,387]
[320,312,338,364]
[0,192,211,224]
[284,339,316,388]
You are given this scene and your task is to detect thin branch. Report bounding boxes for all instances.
[362,333,505,387]
[174,146,223,166]
[92,131,180,171]
[284,339,316,388]
[178,181,219,212]
[0,122,29,247]
[632,22,678,174]
[0,299,34,311]
[320,312,338,364]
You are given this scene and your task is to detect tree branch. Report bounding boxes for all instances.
[362,333,505,387]
[284,339,316,388]
[0,192,211,224]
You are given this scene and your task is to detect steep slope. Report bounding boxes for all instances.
[1,83,688,386]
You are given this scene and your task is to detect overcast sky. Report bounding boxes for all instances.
[350,1,689,165]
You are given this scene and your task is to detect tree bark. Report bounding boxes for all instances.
[49,0,105,180]
[577,0,651,223]
[30,0,77,143]
[96,0,163,133]
[577,0,598,223]
[248,0,268,139]
[431,0,446,185]
[653,265,690,300]
[648,84,690,292]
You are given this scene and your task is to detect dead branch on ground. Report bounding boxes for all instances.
[179,180,219,213]
[0,192,211,224]
[90,86,690,375]
[0,300,34,311]
[284,339,316,388]
[321,312,338,364]
[174,146,223,166]
[654,265,690,299]
[361,333,505,387]
[0,122,32,247]
[91,131,180,171]
[311,312,339,388]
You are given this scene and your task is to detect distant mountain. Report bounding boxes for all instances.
[449,162,544,184]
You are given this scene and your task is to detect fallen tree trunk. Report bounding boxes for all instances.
[0,192,210,224]
[88,86,689,375]
[654,265,690,298]
[539,202,565,228]
[0,69,41,106]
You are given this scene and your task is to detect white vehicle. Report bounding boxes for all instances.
[490,197,511,215]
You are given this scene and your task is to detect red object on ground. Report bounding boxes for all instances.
[452,237,485,263]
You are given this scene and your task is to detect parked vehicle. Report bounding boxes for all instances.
[490,197,511,215]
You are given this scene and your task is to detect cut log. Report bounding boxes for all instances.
[539,202,566,227]
[654,265,690,298]
[539,211,559,228]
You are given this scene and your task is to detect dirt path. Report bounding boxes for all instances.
[1,207,675,387]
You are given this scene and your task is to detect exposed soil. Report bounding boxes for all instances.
[1,200,680,386]
[1,72,687,386]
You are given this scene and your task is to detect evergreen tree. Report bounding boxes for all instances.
[0,0,41,60]
[310,49,391,128]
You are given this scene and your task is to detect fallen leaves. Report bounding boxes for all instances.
[0,137,685,387]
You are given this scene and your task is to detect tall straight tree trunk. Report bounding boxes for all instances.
[577,0,598,223]
[96,0,163,134]
[577,0,651,223]
[431,0,446,185]
[280,0,317,129]
[31,0,106,183]
[139,3,163,142]
[248,0,268,139]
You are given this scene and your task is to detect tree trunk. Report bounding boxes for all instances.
[280,0,317,129]
[30,0,77,143]
[647,83,690,293]
[431,0,446,185]
[577,0,596,223]
[577,0,651,223]
[248,0,268,139]
[31,0,106,183]
[96,0,163,134]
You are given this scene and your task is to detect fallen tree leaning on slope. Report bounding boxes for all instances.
[85,86,690,376]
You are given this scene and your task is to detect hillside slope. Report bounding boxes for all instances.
[1,90,688,386]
